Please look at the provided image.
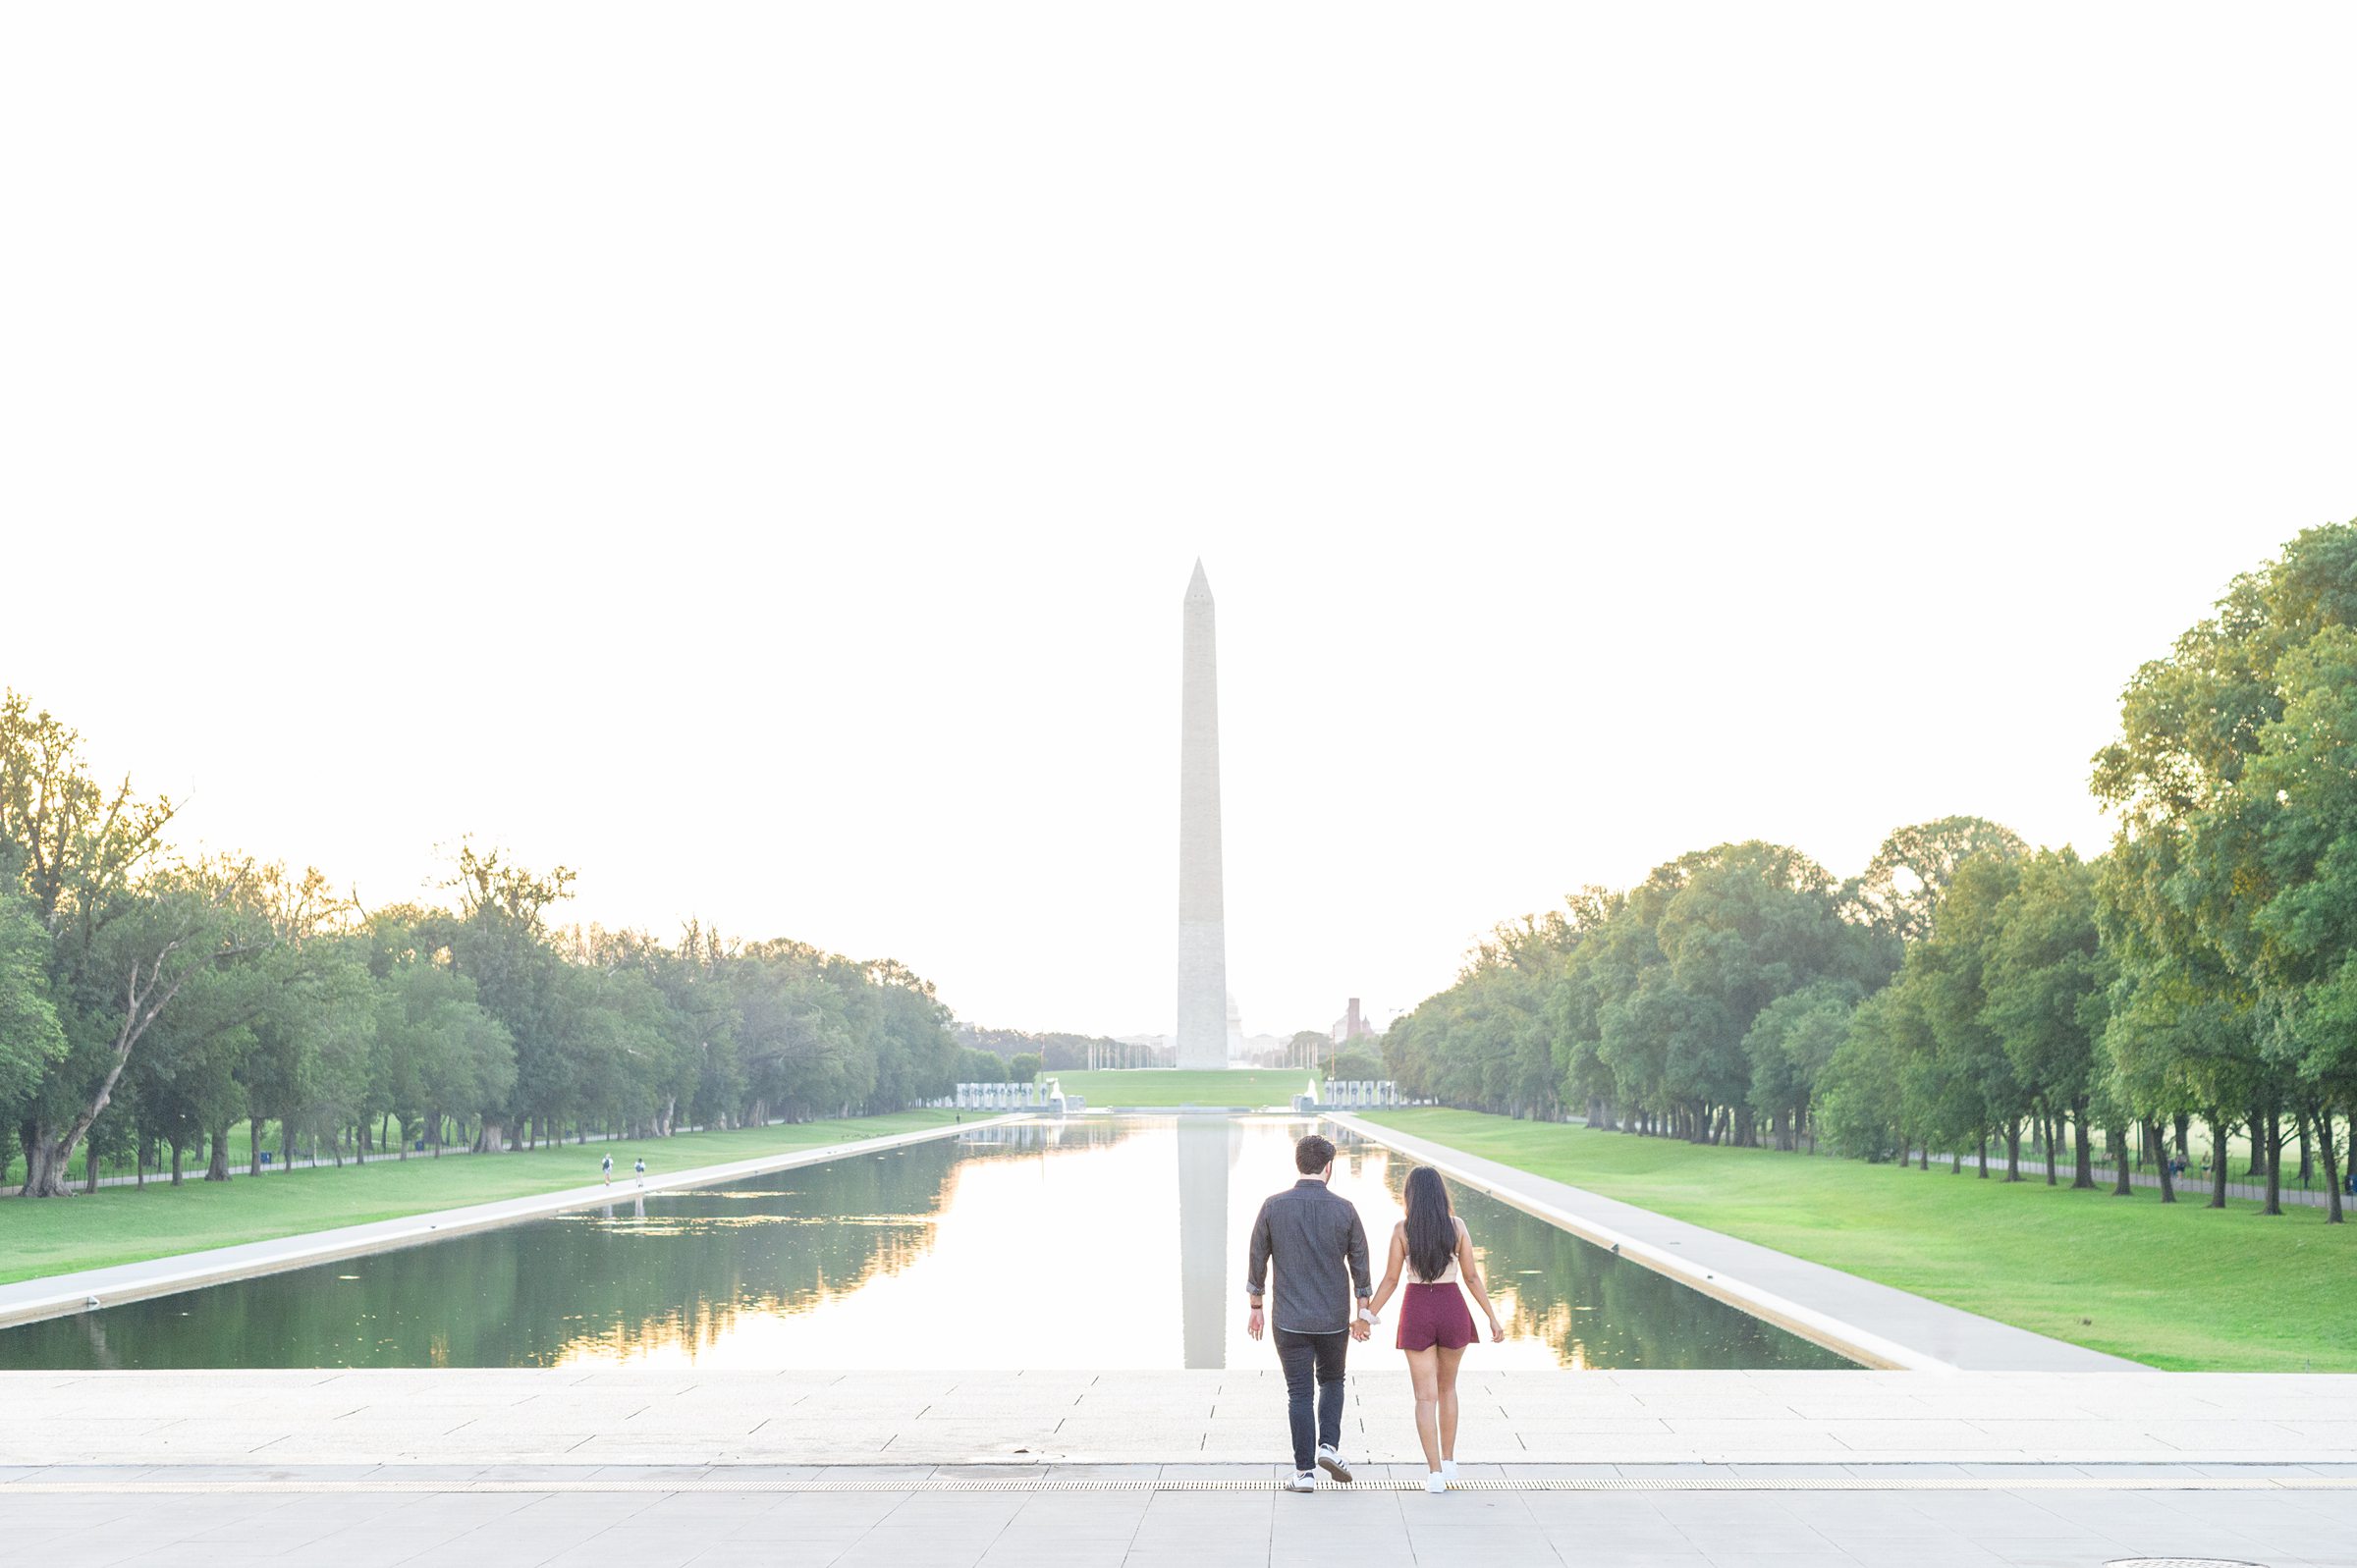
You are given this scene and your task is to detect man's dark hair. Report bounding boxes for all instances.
[1294,1134,1337,1174]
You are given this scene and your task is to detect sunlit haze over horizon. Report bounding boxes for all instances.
[6,6,2353,1042]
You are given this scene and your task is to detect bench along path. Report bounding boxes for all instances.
[1326,1111,2144,1374]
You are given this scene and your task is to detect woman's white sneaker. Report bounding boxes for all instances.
[1423,1471,1448,1493]
[1441,1459,1458,1482]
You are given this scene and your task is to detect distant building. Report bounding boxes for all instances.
[1330,997,1375,1047]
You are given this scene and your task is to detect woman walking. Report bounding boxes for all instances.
[1366,1165,1504,1492]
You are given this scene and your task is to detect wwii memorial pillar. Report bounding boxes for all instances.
[1177,560,1229,1071]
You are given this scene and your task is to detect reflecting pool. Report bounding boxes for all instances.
[0,1117,1853,1371]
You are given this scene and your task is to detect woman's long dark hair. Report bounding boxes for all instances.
[1402,1165,1455,1282]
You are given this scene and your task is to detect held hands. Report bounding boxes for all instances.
[1349,1318,1372,1342]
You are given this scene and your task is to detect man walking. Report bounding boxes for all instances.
[1246,1133,1374,1492]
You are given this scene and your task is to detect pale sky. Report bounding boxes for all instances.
[5,6,2352,1041]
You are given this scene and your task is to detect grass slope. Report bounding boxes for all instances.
[0,1109,959,1288]
[1361,1108,2357,1373]
[1048,1068,1318,1108]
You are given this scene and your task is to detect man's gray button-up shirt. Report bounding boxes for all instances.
[1246,1177,1374,1335]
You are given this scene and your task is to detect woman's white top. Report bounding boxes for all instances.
[1410,1254,1463,1285]
[1405,1219,1464,1283]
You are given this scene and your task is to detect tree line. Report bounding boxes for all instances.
[0,698,959,1197]
[1383,522,2357,1222]
[953,1026,1173,1075]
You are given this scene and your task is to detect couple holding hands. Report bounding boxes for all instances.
[1244,1133,1504,1493]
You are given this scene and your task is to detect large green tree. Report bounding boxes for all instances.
[2094,522,2357,1216]
[1982,848,2112,1188]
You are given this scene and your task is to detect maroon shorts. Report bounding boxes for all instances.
[1396,1282,1475,1351]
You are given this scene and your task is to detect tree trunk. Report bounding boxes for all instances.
[19,1132,71,1199]
[2044,1108,2058,1186]
[169,1138,185,1185]
[474,1119,505,1155]
[2072,1100,2095,1190]
[2319,1099,2337,1225]
[1978,1128,1989,1179]
[2209,1109,2228,1208]
[2320,1104,2344,1224]
[85,1140,100,1194]
[2003,1120,2022,1181]
[2263,1115,2283,1216]
[206,1124,232,1182]
[2110,1123,2131,1196]
[2150,1122,2175,1203]
[248,1116,264,1176]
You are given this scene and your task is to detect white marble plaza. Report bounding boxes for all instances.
[3,1367,2351,1469]
[7,1470,2353,1568]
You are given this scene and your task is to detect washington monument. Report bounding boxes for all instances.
[1177,560,1229,1070]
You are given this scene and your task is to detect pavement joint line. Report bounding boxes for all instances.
[5,1477,2353,1494]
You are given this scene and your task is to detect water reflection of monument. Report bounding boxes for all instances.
[1175,1117,1237,1368]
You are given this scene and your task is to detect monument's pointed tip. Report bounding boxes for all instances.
[1187,558,1211,596]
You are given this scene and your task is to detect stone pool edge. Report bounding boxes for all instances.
[0,1114,1025,1332]
[1323,1111,2146,1376]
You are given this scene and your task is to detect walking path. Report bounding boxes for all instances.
[1,1120,750,1198]
[1326,1112,2145,1374]
[6,1462,2353,1567]
[0,1117,1014,1331]
[1902,1148,2345,1211]
[2,1368,2346,1468]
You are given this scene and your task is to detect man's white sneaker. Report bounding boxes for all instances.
[1315,1445,1353,1484]
[1440,1458,1458,1481]
[1288,1471,1318,1493]
[1423,1471,1448,1493]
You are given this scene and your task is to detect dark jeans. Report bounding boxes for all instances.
[1273,1327,1348,1472]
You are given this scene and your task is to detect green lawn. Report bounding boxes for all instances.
[1046,1068,1318,1108]
[1360,1108,2357,1373]
[0,1109,959,1288]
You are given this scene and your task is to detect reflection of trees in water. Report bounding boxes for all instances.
[0,1120,1126,1371]
[0,1122,1857,1372]
[1346,1143,1852,1372]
